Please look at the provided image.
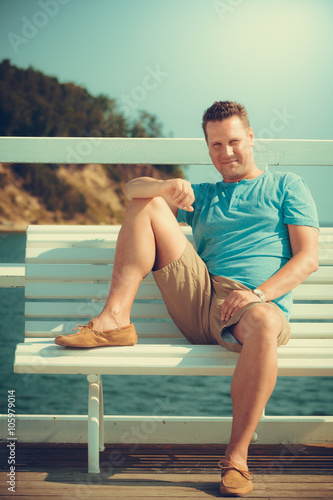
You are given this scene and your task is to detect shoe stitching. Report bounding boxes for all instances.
[218,459,254,481]
[72,324,124,336]
[72,324,103,336]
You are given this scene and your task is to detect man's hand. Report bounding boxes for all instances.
[221,290,262,322]
[159,179,194,212]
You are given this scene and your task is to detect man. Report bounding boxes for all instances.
[55,101,319,496]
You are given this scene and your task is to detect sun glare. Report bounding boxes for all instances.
[213,1,326,81]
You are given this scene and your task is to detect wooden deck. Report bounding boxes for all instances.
[0,443,332,499]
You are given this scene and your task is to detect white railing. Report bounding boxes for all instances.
[1,136,333,165]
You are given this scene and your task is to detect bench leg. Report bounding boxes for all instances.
[99,375,105,452]
[87,374,103,473]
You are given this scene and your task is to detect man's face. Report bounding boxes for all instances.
[206,116,255,183]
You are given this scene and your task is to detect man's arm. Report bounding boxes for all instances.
[258,225,319,301]
[221,225,319,322]
[123,177,195,216]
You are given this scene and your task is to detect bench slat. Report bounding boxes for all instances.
[24,282,333,301]
[13,340,333,376]
[25,283,161,300]
[27,225,121,236]
[22,225,333,235]
[27,225,123,234]
[26,226,331,236]
[25,233,333,248]
[13,356,333,376]
[290,304,333,320]
[24,320,333,339]
[25,263,333,284]
[25,301,170,319]
[26,225,332,236]
[24,301,333,320]
[289,323,333,338]
[25,320,182,338]
[26,247,116,264]
[25,246,333,265]
[292,284,333,300]
[304,267,333,283]
[27,234,118,245]
[15,338,333,356]
[26,263,115,281]
[19,337,333,348]
[26,229,195,243]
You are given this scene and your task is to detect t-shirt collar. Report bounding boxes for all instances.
[220,170,267,186]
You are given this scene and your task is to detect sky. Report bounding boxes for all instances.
[0,0,332,224]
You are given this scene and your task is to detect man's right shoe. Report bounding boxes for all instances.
[219,458,254,497]
[54,321,137,348]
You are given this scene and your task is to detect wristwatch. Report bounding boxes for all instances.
[252,288,266,302]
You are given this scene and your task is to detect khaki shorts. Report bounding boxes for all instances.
[153,240,291,353]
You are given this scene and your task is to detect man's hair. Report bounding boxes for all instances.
[202,101,250,140]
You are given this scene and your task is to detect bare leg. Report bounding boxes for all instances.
[225,306,282,468]
[91,197,187,332]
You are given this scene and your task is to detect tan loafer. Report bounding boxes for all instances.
[54,321,137,348]
[219,458,254,497]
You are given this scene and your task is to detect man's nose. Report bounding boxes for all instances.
[225,145,233,156]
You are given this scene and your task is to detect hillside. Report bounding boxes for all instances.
[0,60,182,229]
[0,162,177,229]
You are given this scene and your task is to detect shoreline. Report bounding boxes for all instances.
[0,222,124,233]
[0,225,27,233]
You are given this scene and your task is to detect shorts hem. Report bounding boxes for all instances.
[216,302,291,353]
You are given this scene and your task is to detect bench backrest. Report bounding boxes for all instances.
[25,225,333,341]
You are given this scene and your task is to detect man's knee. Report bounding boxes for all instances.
[123,197,172,225]
[233,305,282,345]
[127,196,169,213]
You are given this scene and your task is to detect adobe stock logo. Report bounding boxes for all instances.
[213,0,244,21]
[7,0,71,54]
[253,107,296,153]
[117,65,170,117]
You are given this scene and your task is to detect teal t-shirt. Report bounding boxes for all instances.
[177,171,319,319]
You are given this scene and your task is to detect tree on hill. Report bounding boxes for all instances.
[0,59,170,140]
[0,59,183,224]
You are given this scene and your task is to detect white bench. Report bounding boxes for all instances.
[14,223,333,472]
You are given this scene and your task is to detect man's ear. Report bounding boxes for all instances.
[249,127,254,147]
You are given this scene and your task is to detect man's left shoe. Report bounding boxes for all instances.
[54,321,138,348]
[219,458,254,497]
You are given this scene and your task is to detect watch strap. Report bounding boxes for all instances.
[252,288,266,302]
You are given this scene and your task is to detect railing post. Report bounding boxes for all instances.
[87,374,101,473]
[99,375,105,452]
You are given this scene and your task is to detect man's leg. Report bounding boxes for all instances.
[225,305,282,468]
[91,197,187,332]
